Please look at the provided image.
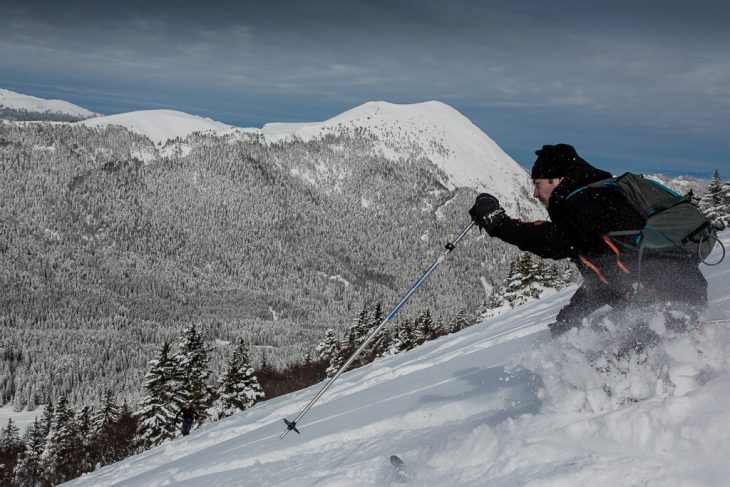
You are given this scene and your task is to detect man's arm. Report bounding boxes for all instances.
[489,217,575,260]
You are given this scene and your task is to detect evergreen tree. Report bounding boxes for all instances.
[700,169,729,230]
[0,418,22,487]
[135,342,182,449]
[447,308,473,334]
[342,306,370,358]
[74,406,94,474]
[176,324,214,423]
[14,418,45,487]
[41,396,79,485]
[111,402,139,462]
[393,321,416,353]
[214,339,265,419]
[414,310,437,345]
[91,391,121,466]
[315,329,340,363]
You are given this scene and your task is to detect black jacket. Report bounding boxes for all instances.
[489,158,707,323]
[176,406,198,422]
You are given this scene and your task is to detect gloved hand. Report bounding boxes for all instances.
[469,193,506,233]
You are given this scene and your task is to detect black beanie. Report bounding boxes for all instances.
[531,144,581,179]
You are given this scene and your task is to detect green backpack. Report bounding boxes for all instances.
[573,172,723,266]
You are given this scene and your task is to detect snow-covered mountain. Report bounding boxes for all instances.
[65,232,730,487]
[256,101,529,194]
[81,110,233,146]
[79,101,544,218]
[646,173,709,197]
[0,87,98,120]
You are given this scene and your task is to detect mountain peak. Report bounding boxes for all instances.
[260,100,541,217]
[0,87,98,119]
[81,109,233,145]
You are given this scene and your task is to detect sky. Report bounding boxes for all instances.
[1,0,728,176]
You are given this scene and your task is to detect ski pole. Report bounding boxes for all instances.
[280,221,475,439]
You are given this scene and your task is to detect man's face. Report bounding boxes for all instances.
[532,178,564,208]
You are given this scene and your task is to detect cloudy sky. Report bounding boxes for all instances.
[1,0,728,175]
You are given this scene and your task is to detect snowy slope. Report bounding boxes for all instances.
[81,110,233,145]
[0,87,97,118]
[253,101,541,217]
[261,101,528,191]
[65,231,730,487]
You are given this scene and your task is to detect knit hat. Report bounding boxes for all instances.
[531,144,581,179]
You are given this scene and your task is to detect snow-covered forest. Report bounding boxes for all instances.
[0,120,527,410]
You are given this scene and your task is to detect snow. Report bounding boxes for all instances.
[80,110,233,146]
[254,101,542,217]
[0,88,97,118]
[65,232,730,487]
[75,100,542,218]
[0,404,45,435]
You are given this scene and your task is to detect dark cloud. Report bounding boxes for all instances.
[1,0,728,174]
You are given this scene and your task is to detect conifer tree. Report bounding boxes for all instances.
[700,169,729,229]
[315,329,340,364]
[447,308,473,334]
[214,339,264,419]
[74,406,94,474]
[414,310,437,345]
[342,306,370,359]
[0,418,22,487]
[393,321,416,353]
[112,402,139,462]
[176,324,214,423]
[135,342,182,449]
[41,396,79,485]
[14,418,45,487]
[92,391,121,466]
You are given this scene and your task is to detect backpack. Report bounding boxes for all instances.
[584,173,723,266]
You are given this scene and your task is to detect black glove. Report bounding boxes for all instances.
[469,193,506,233]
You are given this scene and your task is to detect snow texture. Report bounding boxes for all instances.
[65,231,730,487]
[0,404,44,435]
[78,101,543,218]
[81,110,233,146]
[0,88,97,118]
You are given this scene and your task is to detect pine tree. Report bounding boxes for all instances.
[700,169,728,230]
[91,391,121,466]
[14,418,45,487]
[315,329,340,364]
[41,396,79,485]
[135,342,182,449]
[111,402,139,462]
[74,406,94,475]
[0,418,22,487]
[414,310,436,345]
[214,339,265,419]
[447,308,473,334]
[176,324,214,423]
[342,306,370,358]
[393,321,416,353]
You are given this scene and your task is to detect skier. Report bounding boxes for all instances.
[175,402,198,436]
[469,144,708,337]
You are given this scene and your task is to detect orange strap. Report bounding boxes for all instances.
[579,255,609,285]
[602,235,631,274]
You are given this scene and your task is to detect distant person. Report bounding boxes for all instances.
[175,402,198,436]
[468,143,708,339]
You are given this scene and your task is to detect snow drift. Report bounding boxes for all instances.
[66,231,730,487]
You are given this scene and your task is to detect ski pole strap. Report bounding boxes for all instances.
[279,221,475,439]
